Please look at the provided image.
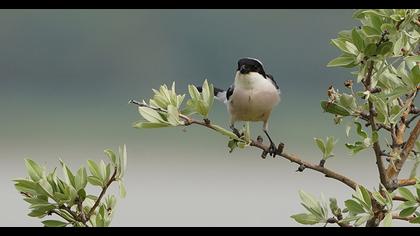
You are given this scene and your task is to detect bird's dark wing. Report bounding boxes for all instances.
[266,74,280,94]
[226,84,234,101]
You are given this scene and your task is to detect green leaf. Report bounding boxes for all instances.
[362,26,381,37]
[25,159,44,182]
[87,160,101,180]
[331,39,354,55]
[320,101,351,116]
[358,185,372,210]
[74,167,87,191]
[38,179,54,199]
[354,214,372,227]
[87,176,103,187]
[352,28,365,51]
[364,43,377,57]
[60,160,75,188]
[314,138,325,156]
[325,136,336,158]
[42,220,68,227]
[104,149,116,166]
[211,124,242,141]
[406,56,420,65]
[400,207,417,217]
[133,122,170,128]
[290,213,320,225]
[371,192,386,206]
[376,41,393,56]
[382,212,392,227]
[399,187,416,202]
[118,180,126,198]
[188,84,202,102]
[326,55,356,67]
[98,160,106,182]
[393,32,406,56]
[344,199,365,214]
[298,190,325,219]
[329,198,341,216]
[409,65,420,85]
[14,179,42,196]
[119,144,127,178]
[138,106,165,123]
[167,104,181,126]
[354,122,368,139]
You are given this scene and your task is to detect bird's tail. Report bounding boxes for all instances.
[196,86,227,103]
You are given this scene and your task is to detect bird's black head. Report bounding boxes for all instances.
[237,57,266,77]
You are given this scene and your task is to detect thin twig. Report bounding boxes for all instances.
[386,120,420,182]
[392,196,408,201]
[406,113,420,128]
[392,213,416,221]
[398,178,417,187]
[327,217,353,227]
[85,167,118,221]
[364,61,388,189]
[129,101,360,191]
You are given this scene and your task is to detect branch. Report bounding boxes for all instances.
[249,140,359,190]
[392,213,416,221]
[85,167,118,222]
[386,120,420,181]
[326,217,353,227]
[398,178,417,187]
[364,61,388,188]
[392,196,408,201]
[406,113,420,128]
[129,100,360,190]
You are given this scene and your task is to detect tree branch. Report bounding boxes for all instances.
[129,100,360,190]
[327,217,353,227]
[392,213,416,221]
[85,167,118,223]
[392,196,408,201]
[398,178,417,187]
[249,140,359,190]
[386,120,420,182]
[364,61,388,188]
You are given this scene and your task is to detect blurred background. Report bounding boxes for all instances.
[0,9,413,226]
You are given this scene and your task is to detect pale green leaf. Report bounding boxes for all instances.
[291,213,319,225]
[399,187,416,202]
[133,122,170,128]
[138,106,165,123]
[345,199,365,214]
[42,220,68,227]
[382,212,392,227]
[25,159,44,182]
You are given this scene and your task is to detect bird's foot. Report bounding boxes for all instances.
[268,142,277,157]
[232,128,241,138]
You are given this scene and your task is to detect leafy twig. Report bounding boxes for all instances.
[130,102,360,191]
[85,167,118,221]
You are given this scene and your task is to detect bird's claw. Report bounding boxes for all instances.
[232,128,241,138]
[268,142,277,157]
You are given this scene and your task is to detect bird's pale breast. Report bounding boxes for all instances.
[228,78,280,122]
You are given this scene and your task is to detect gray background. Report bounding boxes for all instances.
[0,9,414,226]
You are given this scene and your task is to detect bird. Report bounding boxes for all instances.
[199,57,281,156]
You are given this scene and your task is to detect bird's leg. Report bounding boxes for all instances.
[230,124,241,138]
[263,129,277,157]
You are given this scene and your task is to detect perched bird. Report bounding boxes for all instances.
[200,57,281,156]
